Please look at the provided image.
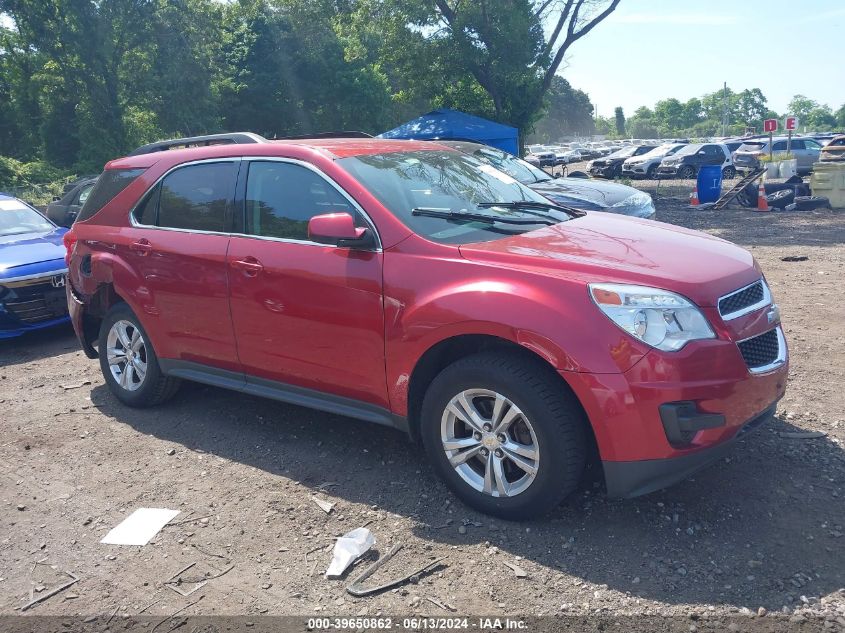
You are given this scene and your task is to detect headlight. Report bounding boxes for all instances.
[588,283,715,351]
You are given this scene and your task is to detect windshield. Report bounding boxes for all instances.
[738,142,766,152]
[675,144,703,156]
[338,150,569,244]
[641,144,679,158]
[471,147,551,184]
[607,146,638,159]
[0,199,55,236]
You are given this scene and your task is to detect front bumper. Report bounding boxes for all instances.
[656,165,681,176]
[561,323,788,497]
[589,164,617,177]
[0,269,71,338]
[603,404,776,498]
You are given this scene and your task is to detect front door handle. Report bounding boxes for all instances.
[130,239,152,256]
[231,257,264,276]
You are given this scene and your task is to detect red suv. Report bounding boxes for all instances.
[65,133,788,519]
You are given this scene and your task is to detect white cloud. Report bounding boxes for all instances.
[611,12,738,26]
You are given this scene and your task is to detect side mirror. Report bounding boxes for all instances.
[308,212,376,249]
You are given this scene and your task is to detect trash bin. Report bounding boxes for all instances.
[810,162,845,209]
[697,165,722,203]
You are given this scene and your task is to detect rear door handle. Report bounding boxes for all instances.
[130,239,152,256]
[231,257,264,276]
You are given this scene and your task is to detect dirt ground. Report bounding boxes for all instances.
[2,202,844,630]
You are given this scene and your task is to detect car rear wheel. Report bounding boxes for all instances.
[98,303,180,407]
[722,166,736,179]
[421,352,587,519]
[679,165,696,179]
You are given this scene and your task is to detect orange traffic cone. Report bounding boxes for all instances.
[755,178,770,212]
[689,185,700,207]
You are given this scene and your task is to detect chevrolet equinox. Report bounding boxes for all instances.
[64,133,788,519]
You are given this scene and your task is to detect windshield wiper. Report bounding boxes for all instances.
[478,200,586,218]
[411,207,556,226]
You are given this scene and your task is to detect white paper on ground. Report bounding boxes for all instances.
[325,527,375,578]
[100,508,180,546]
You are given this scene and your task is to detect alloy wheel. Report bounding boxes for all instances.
[440,389,539,498]
[106,320,148,391]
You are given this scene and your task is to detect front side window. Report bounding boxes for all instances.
[243,161,359,241]
[157,162,237,232]
[339,150,573,245]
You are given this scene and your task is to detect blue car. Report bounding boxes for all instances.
[0,193,70,339]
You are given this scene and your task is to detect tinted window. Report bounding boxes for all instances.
[75,184,93,205]
[772,141,788,151]
[790,140,806,150]
[244,161,357,241]
[133,185,161,226]
[77,169,145,222]
[158,162,237,232]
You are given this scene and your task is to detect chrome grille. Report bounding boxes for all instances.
[737,329,780,370]
[2,281,68,324]
[719,280,769,320]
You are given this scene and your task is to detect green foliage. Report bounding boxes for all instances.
[530,77,594,141]
[614,107,625,136]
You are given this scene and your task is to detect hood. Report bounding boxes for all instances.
[528,177,637,211]
[0,227,68,276]
[458,213,758,307]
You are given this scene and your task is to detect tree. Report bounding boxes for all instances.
[787,94,818,121]
[836,104,845,129]
[734,88,768,128]
[614,106,625,136]
[352,0,620,140]
[653,98,684,134]
[531,76,594,141]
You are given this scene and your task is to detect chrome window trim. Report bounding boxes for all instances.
[128,157,382,252]
[129,158,239,235]
[237,156,382,251]
[718,279,771,321]
[737,326,787,375]
[0,268,68,284]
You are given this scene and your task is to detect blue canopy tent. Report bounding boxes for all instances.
[379,108,519,155]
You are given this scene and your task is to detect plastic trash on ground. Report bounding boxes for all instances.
[326,527,375,578]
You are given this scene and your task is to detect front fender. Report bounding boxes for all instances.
[384,274,649,416]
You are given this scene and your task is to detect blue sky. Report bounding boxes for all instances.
[558,0,845,118]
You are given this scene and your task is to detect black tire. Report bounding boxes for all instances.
[722,166,736,179]
[646,164,657,179]
[98,303,180,407]
[567,170,589,179]
[766,189,795,209]
[679,165,696,179]
[613,164,623,178]
[793,195,831,211]
[420,352,587,520]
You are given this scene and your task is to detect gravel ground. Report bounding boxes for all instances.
[1,201,844,630]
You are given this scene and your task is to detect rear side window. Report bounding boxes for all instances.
[244,161,358,241]
[773,141,788,152]
[157,162,238,232]
[76,168,145,222]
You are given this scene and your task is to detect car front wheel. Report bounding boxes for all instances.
[421,352,587,519]
[98,303,180,407]
[679,165,696,179]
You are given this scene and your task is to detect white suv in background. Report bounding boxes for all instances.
[622,143,686,179]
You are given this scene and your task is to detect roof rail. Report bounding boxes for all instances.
[128,132,267,156]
